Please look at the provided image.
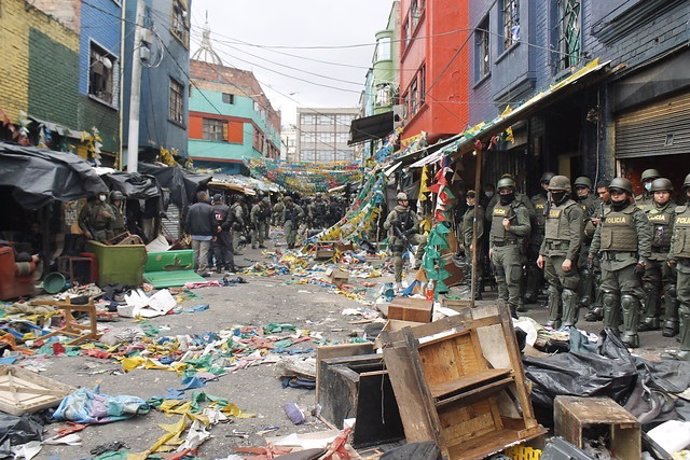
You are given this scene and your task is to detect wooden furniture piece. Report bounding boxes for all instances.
[31,298,100,345]
[387,297,433,323]
[0,365,73,415]
[0,247,36,300]
[379,304,545,460]
[554,396,640,460]
[57,254,97,284]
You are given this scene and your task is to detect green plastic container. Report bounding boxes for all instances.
[86,241,147,286]
[43,272,67,294]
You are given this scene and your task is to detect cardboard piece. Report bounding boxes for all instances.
[325,268,349,286]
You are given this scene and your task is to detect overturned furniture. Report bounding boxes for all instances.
[378,304,545,460]
[31,297,100,345]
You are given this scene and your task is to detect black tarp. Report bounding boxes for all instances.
[103,172,161,200]
[137,163,211,210]
[0,142,107,209]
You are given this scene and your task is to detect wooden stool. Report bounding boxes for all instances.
[31,298,100,345]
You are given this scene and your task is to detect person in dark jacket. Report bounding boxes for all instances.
[185,191,216,276]
[211,194,236,273]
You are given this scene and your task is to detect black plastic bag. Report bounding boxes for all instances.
[0,413,43,452]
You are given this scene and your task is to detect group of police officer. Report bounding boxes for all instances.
[78,190,127,243]
[462,168,690,355]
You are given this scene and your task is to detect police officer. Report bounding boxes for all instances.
[383,192,424,291]
[230,196,246,255]
[489,177,531,318]
[109,191,126,238]
[282,196,305,249]
[635,169,660,211]
[573,176,598,309]
[584,181,611,321]
[272,194,284,227]
[665,174,690,360]
[309,194,329,230]
[250,197,267,250]
[79,192,114,243]
[526,172,555,303]
[537,175,583,328]
[261,196,272,240]
[461,190,485,298]
[589,177,652,348]
[211,194,236,273]
[640,178,677,334]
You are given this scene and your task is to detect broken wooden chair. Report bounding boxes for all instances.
[31,297,100,345]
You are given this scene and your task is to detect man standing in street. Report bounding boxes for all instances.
[108,191,127,239]
[461,190,484,299]
[526,172,555,304]
[640,178,677,334]
[537,176,583,329]
[185,191,216,277]
[573,176,598,310]
[665,174,690,360]
[489,177,531,318]
[250,197,267,250]
[230,196,245,255]
[211,194,236,273]
[384,192,424,291]
[282,196,304,249]
[589,178,651,348]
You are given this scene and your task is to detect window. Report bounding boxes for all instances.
[301,149,316,161]
[554,0,581,72]
[317,115,332,125]
[317,150,332,162]
[375,84,391,107]
[410,78,418,115]
[410,0,423,30]
[318,132,333,143]
[202,119,225,141]
[419,64,426,106]
[475,17,490,81]
[222,93,235,104]
[336,114,353,126]
[171,0,189,47]
[375,37,391,61]
[169,78,184,124]
[302,114,316,125]
[88,42,117,107]
[500,0,520,50]
[336,132,349,144]
[401,92,409,119]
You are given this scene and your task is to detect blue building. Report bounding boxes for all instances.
[468,0,690,195]
[122,0,191,164]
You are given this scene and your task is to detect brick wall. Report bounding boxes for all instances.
[30,0,80,32]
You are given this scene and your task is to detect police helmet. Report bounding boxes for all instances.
[573,176,593,189]
[540,172,556,184]
[496,177,516,190]
[396,192,409,201]
[212,193,223,202]
[109,190,124,201]
[548,175,572,193]
[608,177,633,194]
[641,169,661,182]
[684,173,690,190]
[650,178,673,193]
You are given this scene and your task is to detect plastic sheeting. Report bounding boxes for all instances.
[0,414,43,455]
[52,387,150,424]
[103,172,161,200]
[137,163,211,210]
[0,142,108,209]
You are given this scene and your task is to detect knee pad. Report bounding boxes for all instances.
[667,285,677,299]
[621,294,638,312]
[602,291,617,307]
[580,267,592,279]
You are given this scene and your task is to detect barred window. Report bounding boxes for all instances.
[554,0,581,72]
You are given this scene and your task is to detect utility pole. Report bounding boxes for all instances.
[126,0,145,173]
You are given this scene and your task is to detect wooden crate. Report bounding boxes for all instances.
[379,305,545,460]
[554,396,640,460]
[0,366,74,415]
[387,297,433,323]
[374,320,424,349]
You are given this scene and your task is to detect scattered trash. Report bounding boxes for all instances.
[283,402,306,425]
[52,387,150,424]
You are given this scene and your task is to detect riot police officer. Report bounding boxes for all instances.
[665,174,690,360]
[282,196,305,249]
[537,175,583,328]
[635,169,661,211]
[230,196,246,254]
[640,178,677,333]
[250,197,267,249]
[489,177,531,318]
[584,181,610,321]
[589,177,652,348]
[574,176,598,309]
[384,192,423,290]
[79,192,114,243]
[460,190,485,298]
[109,191,126,238]
[211,194,236,273]
[526,172,555,303]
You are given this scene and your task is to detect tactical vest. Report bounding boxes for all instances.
[397,209,415,232]
[544,200,577,242]
[600,207,638,252]
[531,195,547,228]
[647,205,674,250]
[490,203,517,241]
[285,205,297,223]
[672,206,690,258]
[213,205,229,225]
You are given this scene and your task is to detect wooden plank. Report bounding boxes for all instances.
[316,343,374,401]
[445,425,546,460]
[428,369,511,399]
[387,298,433,323]
[435,377,514,409]
[0,366,73,415]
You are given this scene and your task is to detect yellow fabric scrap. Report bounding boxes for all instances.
[418,165,430,201]
[121,356,145,372]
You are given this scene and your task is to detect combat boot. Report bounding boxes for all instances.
[546,285,561,329]
[584,307,603,322]
[662,318,690,361]
[621,294,640,348]
[639,288,660,331]
[662,289,679,337]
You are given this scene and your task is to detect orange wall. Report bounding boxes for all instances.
[399,0,469,142]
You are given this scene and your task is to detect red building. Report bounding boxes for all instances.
[398,0,469,143]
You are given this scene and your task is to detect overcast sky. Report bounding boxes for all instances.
[190,0,395,126]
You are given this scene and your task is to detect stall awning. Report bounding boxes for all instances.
[348,111,394,145]
[384,133,462,176]
[448,59,612,159]
[28,116,82,140]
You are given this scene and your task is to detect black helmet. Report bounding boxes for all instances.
[497,177,516,190]
[109,190,124,201]
[212,193,223,202]
[548,175,572,193]
[608,177,633,194]
[540,172,556,184]
[650,178,673,193]
[574,176,593,189]
[641,169,660,182]
[684,173,690,190]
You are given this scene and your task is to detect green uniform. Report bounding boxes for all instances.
[489,199,531,314]
[641,201,677,332]
[589,203,652,347]
[635,193,654,211]
[78,200,114,243]
[231,202,245,253]
[539,198,583,327]
[526,193,548,301]
[272,201,284,226]
[109,203,126,238]
[669,205,690,347]
[583,199,606,320]
[282,203,305,249]
[250,203,266,249]
[462,205,485,296]
[383,205,425,283]
[261,198,271,239]
[576,194,598,307]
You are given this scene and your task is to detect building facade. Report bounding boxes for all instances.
[188,60,281,174]
[1,0,121,164]
[468,0,690,195]
[296,107,358,164]
[281,125,298,163]
[398,0,470,143]
[122,0,192,164]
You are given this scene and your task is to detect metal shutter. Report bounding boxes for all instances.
[161,204,180,240]
[615,92,690,159]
